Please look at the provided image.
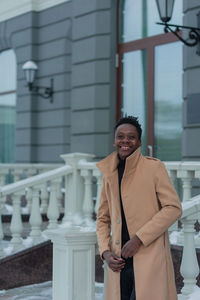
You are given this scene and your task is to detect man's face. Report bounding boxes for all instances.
[114,124,141,160]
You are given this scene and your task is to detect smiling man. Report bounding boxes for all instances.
[96,116,182,300]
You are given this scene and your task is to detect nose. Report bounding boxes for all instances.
[122,136,129,143]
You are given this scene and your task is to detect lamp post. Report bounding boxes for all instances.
[156,0,200,55]
[22,61,54,103]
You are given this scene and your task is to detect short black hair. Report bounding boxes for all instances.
[114,116,142,140]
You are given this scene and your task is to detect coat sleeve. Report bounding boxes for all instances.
[96,176,111,258]
[136,160,182,247]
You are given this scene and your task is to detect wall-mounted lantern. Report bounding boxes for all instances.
[22,61,54,103]
[156,0,200,55]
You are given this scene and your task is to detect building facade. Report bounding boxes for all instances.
[0,0,199,163]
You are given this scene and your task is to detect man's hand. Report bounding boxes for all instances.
[121,235,142,259]
[103,250,125,272]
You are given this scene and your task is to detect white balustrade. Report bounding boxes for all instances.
[47,180,60,229]
[0,154,200,300]
[61,153,95,224]
[10,192,23,251]
[177,170,194,202]
[93,169,102,215]
[29,187,43,244]
[81,169,93,224]
[40,183,49,214]
[26,187,32,214]
[0,203,4,256]
[56,181,63,214]
[179,197,200,299]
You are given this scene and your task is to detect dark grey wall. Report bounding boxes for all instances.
[70,0,117,159]
[0,0,117,163]
[0,2,72,163]
[182,0,200,160]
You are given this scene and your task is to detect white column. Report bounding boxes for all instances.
[177,170,194,202]
[0,173,8,214]
[40,183,49,214]
[168,170,179,233]
[0,174,6,186]
[0,201,4,257]
[46,227,97,300]
[26,187,32,214]
[12,170,21,183]
[102,261,107,300]
[47,181,60,229]
[179,217,199,299]
[63,173,73,222]
[93,169,102,215]
[10,192,23,251]
[56,181,63,214]
[81,169,93,225]
[60,153,95,224]
[29,187,43,244]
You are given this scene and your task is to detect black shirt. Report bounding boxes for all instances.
[117,158,130,247]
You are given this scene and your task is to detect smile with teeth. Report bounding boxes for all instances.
[121,146,130,150]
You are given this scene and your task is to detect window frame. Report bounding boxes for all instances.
[117,4,181,155]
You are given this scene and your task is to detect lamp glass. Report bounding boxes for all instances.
[22,61,38,84]
[24,68,36,84]
[156,0,175,23]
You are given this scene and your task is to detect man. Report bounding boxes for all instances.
[96,116,182,300]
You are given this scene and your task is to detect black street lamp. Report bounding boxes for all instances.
[22,61,54,103]
[156,0,200,55]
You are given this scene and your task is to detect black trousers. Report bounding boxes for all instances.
[120,257,136,300]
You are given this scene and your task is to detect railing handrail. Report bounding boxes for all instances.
[181,194,200,219]
[0,165,72,196]
[0,163,62,168]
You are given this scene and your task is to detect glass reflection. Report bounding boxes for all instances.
[0,50,16,163]
[154,42,182,161]
[121,50,147,154]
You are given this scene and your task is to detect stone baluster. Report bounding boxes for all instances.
[12,170,22,183]
[40,183,49,214]
[0,174,5,186]
[47,180,60,229]
[179,217,199,299]
[26,187,32,214]
[60,153,95,225]
[29,187,43,244]
[168,169,179,233]
[81,169,93,225]
[0,201,4,257]
[194,170,200,246]
[103,261,107,300]
[177,170,194,244]
[10,192,23,251]
[56,180,63,213]
[0,173,8,214]
[62,173,73,223]
[93,169,102,215]
[177,170,194,202]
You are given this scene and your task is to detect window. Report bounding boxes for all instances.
[118,0,183,160]
[0,49,16,162]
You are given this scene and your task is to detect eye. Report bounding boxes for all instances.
[117,135,123,139]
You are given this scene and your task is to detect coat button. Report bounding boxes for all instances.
[115,240,120,245]
[117,219,120,224]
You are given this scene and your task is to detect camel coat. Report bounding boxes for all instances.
[96,147,182,300]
